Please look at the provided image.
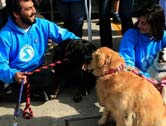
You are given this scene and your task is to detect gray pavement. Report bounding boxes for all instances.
[0,19,122,126]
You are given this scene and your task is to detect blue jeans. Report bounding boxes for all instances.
[55,0,85,38]
[98,0,113,48]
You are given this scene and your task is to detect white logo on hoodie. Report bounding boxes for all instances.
[19,45,34,62]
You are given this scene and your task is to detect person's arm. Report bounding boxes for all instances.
[119,28,151,78]
[119,28,138,67]
[0,47,18,83]
[44,19,80,43]
[0,38,19,83]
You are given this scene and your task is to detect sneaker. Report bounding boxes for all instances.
[31,90,49,102]
[112,13,121,23]
[0,81,4,92]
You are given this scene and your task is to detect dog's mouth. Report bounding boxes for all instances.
[82,63,92,71]
[158,50,166,63]
[82,63,88,71]
[82,62,94,74]
[158,59,166,63]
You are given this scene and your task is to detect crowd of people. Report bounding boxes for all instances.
[0,0,166,101]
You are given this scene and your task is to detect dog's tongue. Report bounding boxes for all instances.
[159,57,166,63]
[158,59,165,63]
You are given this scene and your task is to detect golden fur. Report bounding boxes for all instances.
[88,47,166,126]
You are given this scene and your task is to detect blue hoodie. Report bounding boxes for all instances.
[0,16,80,83]
[119,28,166,77]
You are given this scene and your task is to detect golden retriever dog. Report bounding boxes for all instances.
[88,47,166,126]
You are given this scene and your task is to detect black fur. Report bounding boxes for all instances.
[52,39,97,102]
[1,39,96,103]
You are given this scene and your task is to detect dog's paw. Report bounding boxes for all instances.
[73,95,82,103]
[49,87,60,100]
[98,118,106,125]
[50,95,58,100]
[81,90,89,96]
[98,108,110,125]
[161,86,166,105]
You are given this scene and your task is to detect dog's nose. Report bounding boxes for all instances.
[159,51,164,56]
[159,55,163,60]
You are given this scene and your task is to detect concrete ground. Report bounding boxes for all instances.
[0,19,122,126]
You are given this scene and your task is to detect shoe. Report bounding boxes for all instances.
[0,84,12,97]
[73,94,82,103]
[31,90,49,102]
[73,91,82,103]
[112,13,121,23]
[0,81,5,94]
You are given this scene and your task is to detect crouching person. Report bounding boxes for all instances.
[0,0,80,102]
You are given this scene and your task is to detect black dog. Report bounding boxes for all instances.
[52,39,97,102]
[1,39,96,103]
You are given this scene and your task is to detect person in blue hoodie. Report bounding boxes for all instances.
[0,0,80,87]
[119,4,166,78]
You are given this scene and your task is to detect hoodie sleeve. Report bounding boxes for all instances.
[0,38,18,83]
[119,29,138,67]
[44,19,80,43]
[119,28,151,78]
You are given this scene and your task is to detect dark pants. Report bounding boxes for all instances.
[0,81,4,91]
[119,0,134,34]
[119,0,158,34]
[98,0,113,48]
[55,0,85,38]
[10,69,57,101]
[0,7,8,29]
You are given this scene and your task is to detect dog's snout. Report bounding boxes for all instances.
[159,51,164,56]
[158,48,166,63]
[159,54,163,60]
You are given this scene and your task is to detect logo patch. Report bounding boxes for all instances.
[19,45,34,62]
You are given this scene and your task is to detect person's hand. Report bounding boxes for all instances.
[14,72,28,84]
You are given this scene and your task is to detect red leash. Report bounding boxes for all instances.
[130,68,166,92]
[22,61,62,119]
[23,82,33,119]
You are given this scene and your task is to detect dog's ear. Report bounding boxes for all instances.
[107,52,125,69]
[92,51,107,68]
